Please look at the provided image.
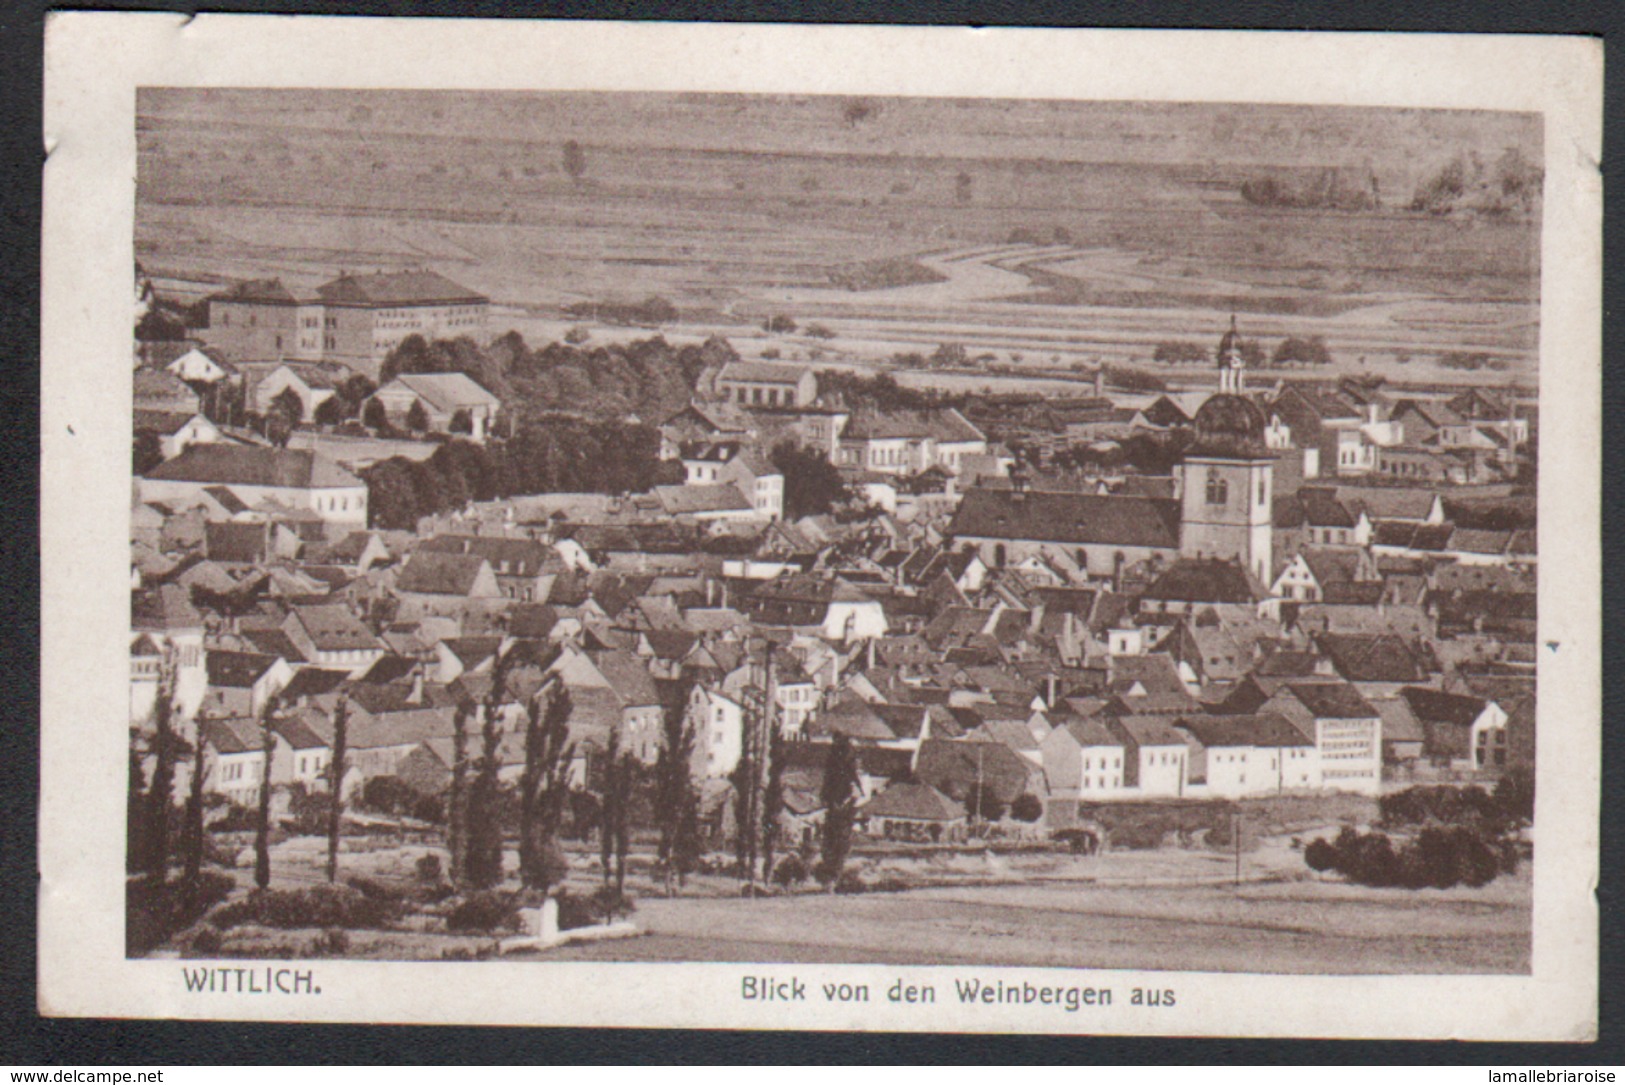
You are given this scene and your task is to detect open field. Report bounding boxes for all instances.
[536,874,1530,974]
[137,90,1540,389]
[191,822,1529,974]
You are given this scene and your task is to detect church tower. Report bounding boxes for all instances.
[1216,314,1247,395]
[1178,320,1274,584]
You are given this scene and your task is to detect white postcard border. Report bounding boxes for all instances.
[40,15,1602,1039]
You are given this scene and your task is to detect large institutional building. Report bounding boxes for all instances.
[205,269,489,379]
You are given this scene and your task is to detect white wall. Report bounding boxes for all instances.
[1137,745,1188,797]
[139,477,368,526]
[823,600,889,642]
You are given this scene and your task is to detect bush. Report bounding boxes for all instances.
[415,853,444,883]
[362,398,392,434]
[552,891,596,932]
[314,928,351,956]
[285,784,333,836]
[1009,794,1044,823]
[864,874,914,894]
[127,871,237,956]
[1053,828,1102,856]
[185,924,224,955]
[563,325,591,345]
[210,802,258,833]
[832,870,866,895]
[589,885,636,922]
[210,885,395,931]
[772,854,808,887]
[344,874,407,905]
[411,794,446,825]
[445,891,522,934]
[1494,767,1535,824]
[357,775,421,818]
[405,400,431,433]
[312,396,349,427]
[1303,837,1338,872]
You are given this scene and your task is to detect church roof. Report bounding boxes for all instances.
[1188,394,1271,458]
[948,489,1181,550]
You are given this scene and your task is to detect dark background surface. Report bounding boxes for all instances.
[4,0,1619,1063]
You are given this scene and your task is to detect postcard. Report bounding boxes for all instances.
[39,15,1601,1039]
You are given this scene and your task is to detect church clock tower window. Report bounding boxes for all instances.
[1205,470,1228,505]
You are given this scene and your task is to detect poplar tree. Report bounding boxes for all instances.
[465,653,516,889]
[596,732,633,913]
[254,695,280,891]
[761,725,787,881]
[143,653,180,883]
[818,733,859,889]
[518,682,575,892]
[325,695,350,884]
[127,736,149,875]
[447,700,471,887]
[654,678,698,896]
[181,712,210,908]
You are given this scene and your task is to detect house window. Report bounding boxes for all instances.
[1205,470,1228,505]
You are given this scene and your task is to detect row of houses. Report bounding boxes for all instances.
[130,319,1537,846]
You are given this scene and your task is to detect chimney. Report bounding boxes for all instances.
[1046,672,1058,709]
[867,637,876,671]
[1094,368,1105,400]
[409,662,425,706]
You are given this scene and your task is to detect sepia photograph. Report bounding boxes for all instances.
[40,17,1601,1038]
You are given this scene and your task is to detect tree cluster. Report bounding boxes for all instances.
[1411,146,1542,219]
[1438,351,1508,372]
[362,423,680,530]
[1053,430,1194,477]
[1303,824,1516,889]
[770,440,853,521]
[1239,168,1380,212]
[813,369,960,413]
[561,296,679,329]
[1378,777,1533,833]
[376,329,722,430]
[1271,335,1334,367]
[1151,340,1211,365]
[1102,365,1167,394]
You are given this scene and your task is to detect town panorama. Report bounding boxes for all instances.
[126,90,1539,971]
